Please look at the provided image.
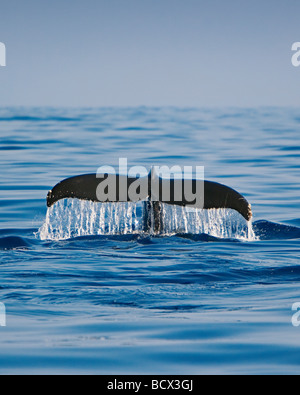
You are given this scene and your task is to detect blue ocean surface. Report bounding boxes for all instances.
[0,106,299,374]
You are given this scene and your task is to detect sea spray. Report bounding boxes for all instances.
[37,198,257,241]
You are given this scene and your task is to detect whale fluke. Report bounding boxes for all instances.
[47,174,146,207]
[47,169,252,232]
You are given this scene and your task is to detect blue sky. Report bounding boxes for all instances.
[0,0,300,107]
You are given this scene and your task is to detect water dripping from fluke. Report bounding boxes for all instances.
[37,199,257,242]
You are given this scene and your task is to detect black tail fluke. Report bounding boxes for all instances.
[47,174,148,207]
[202,180,252,222]
[47,169,252,229]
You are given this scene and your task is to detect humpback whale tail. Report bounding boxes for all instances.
[46,168,252,233]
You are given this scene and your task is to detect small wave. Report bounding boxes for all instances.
[253,220,300,240]
[0,236,30,250]
[0,115,80,122]
[37,199,257,242]
[0,145,28,151]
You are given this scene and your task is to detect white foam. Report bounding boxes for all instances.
[37,199,257,241]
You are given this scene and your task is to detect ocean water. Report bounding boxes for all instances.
[0,106,299,375]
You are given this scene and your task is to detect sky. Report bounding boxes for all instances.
[0,0,300,107]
